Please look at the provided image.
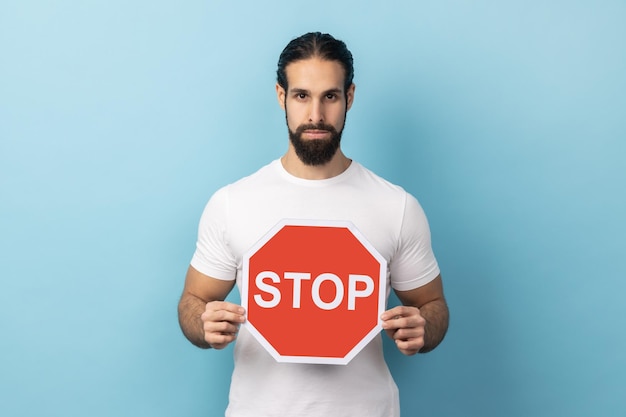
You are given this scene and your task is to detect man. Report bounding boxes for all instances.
[178,32,448,417]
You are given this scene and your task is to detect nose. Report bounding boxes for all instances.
[308,100,324,123]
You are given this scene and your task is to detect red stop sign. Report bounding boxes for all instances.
[241,219,387,365]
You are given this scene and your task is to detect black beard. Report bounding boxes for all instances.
[288,122,343,166]
[288,124,341,166]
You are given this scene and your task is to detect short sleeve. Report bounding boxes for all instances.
[389,194,440,291]
[189,186,238,281]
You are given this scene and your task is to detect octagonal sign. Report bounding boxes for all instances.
[241,219,387,365]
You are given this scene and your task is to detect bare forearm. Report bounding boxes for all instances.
[419,298,449,353]
[178,293,211,349]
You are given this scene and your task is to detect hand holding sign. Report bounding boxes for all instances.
[381,305,426,356]
[201,301,246,349]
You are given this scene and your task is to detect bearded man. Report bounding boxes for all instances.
[178,32,449,417]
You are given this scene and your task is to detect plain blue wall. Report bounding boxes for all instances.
[1,1,624,416]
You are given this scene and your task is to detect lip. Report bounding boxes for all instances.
[302,129,330,139]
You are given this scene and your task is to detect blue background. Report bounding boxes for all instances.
[1,1,625,416]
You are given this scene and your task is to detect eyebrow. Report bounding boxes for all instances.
[290,88,343,96]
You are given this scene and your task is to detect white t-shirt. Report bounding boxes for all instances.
[191,159,440,417]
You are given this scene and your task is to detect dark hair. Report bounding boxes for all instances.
[277,32,354,93]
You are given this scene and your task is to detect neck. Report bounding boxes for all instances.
[281,148,352,180]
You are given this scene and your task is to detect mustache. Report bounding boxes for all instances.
[294,123,338,135]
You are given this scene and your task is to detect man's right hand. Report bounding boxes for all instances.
[200,301,246,349]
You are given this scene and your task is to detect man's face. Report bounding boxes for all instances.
[277,58,355,166]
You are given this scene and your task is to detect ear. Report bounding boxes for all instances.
[346,83,356,111]
[276,83,286,110]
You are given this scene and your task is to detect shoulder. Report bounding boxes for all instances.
[350,162,410,200]
[198,160,279,215]
[351,162,430,227]
[225,160,282,192]
[205,160,281,204]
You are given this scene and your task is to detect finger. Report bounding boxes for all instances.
[380,305,418,321]
[202,301,246,323]
[205,301,245,315]
[202,308,246,324]
[392,326,424,341]
[381,315,424,332]
[203,317,241,349]
[204,320,241,335]
[205,332,238,350]
[394,338,423,356]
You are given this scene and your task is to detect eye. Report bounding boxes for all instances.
[325,93,337,100]
[295,93,307,100]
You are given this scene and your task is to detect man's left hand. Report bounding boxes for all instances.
[381,305,426,356]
